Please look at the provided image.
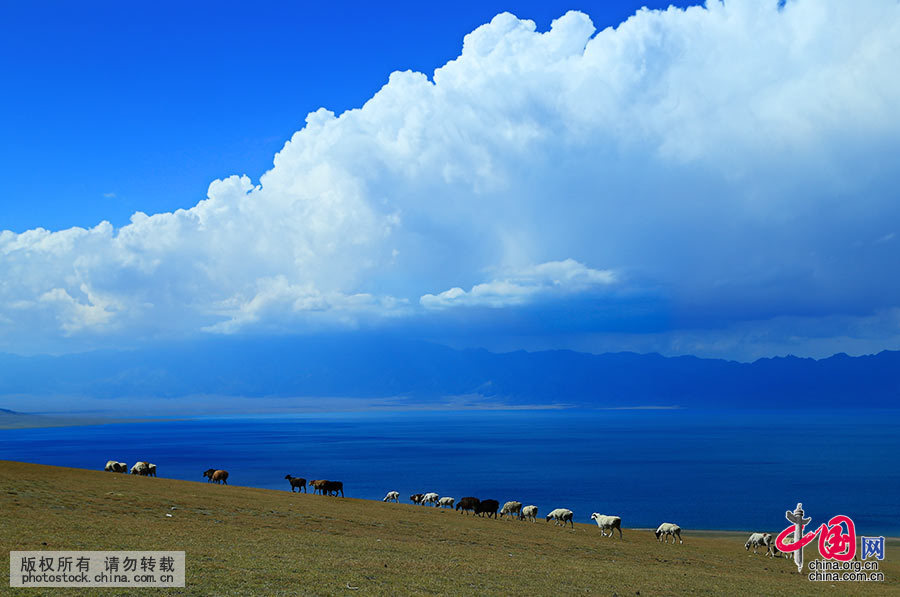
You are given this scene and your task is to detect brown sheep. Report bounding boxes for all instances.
[308,480,328,495]
[285,475,307,493]
[211,470,229,485]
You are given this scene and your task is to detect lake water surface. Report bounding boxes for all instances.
[2,409,897,535]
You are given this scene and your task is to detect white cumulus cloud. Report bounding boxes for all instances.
[421,259,615,309]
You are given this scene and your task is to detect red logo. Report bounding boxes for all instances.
[776,514,857,561]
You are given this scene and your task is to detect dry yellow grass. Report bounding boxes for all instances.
[1,460,897,596]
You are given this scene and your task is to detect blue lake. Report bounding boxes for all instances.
[2,409,898,536]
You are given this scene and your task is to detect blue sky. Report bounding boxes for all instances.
[1,0,697,232]
[1,0,899,360]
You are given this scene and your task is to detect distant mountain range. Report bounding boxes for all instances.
[0,337,897,408]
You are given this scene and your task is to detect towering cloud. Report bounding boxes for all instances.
[2,1,899,358]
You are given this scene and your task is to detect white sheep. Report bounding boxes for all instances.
[104,460,127,473]
[745,532,773,555]
[499,501,522,520]
[546,508,574,528]
[422,492,440,506]
[521,505,538,522]
[147,463,157,477]
[655,522,683,544]
[438,497,455,508]
[590,513,623,538]
[130,461,150,476]
[383,491,400,503]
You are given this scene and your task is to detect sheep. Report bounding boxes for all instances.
[438,497,455,508]
[410,493,425,505]
[210,470,229,485]
[745,532,774,555]
[546,508,574,528]
[456,497,480,515]
[771,535,795,559]
[147,463,157,477]
[422,492,440,506]
[285,475,307,493]
[309,480,328,494]
[130,462,150,476]
[499,501,523,520]
[521,505,538,522]
[383,491,400,503]
[590,513,623,538]
[655,523,683,544]
[104,460,126,473]
[203,468,216,482]
[322,480,344,497]
[475,499,500,518]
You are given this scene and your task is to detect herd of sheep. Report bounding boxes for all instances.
[387,490,680,544]
[103,460,792,557]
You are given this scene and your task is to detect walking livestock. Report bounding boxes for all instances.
[410,493,425,505]
[546,508,574,528]
[309,480,328,494]
[204,469,228,485]
[590,513,623,538]
[147,463,157,477]
[745,532,773,555]
[499,501,523,520]
[521,505,538,522]
[655,523,683,544]
[475,499,500,518]
[130,462,150,476]
[438,497,455,508]
[322,480,344,497]
[383,491,400,503]
[456,497,480,515]
[285,475,307,493]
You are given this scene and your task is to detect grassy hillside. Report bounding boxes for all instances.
[1,461,896,596]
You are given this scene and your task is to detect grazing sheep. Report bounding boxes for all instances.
[147,463,157,477]
[410,493,425,505]
[104,461,126,473]
[475,499,500,518]
[383,491,400,503]
[745,532,774,555]
[322,480,344,497]
[438,497,455,508]
[130,462,150,476]
[521,505,538,522]
[422,492,440,506]
[309,480,328,494]
[771,535,795,559]
[456,497,480,515]
[285,475,307,493]
[211,470,229,485]
[499,501,523,520]
[655,523,683,544]
[590,513,623,538]
[546,508,574,528]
